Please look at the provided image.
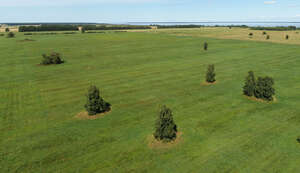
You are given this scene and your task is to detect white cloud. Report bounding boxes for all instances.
[264,0,276,5]
[296,14,300,17]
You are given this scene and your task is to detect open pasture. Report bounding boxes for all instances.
[1,29,300,172]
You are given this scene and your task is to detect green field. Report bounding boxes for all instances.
[1,30,300,172]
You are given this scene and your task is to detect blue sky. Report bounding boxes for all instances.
[0,0,300,23]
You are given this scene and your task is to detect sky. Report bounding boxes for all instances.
[0,0,300,23]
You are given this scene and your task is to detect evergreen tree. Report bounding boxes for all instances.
[206,64,216,83]
[154,105,177,142]
[204,42,208,51]
[243,71,256,97]
[84,85,110,115]
[254,76,275,101]
[6,32,15,38]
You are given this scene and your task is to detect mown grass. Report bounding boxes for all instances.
[1,30,300,172]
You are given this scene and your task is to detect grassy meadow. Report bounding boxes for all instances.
[1,29,300,172]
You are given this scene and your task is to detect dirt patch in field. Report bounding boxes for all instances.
[148,132,183,149]
[245,96,277,103]
[75,109,112,120]
[201,81,217,86]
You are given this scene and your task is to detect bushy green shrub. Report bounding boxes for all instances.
[7,32,15,38]
[84,85,110,115]
[0,34,4,36]
[154,105,177,142]
[41,52,64,65]
[243,71,256,97]
[286,35,289,40]
[81,28,85,33]
[204,42,208,51]
[5,28,10,32]
[266,35,270,40]
[206,64,216,83]
[254,76,275,101]
[249,33,253,37]
[297,137,300,143]
[262,31,267,35]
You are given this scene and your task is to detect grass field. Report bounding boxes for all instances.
[136,27,300,45]
[1,29,300,172]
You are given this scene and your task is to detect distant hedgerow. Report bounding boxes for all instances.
[154,105,177,142]
[204,42,208,51]
[206,64,216,83]
[243,71,256,97]
[84,85,111,115]
[41,52,64,65]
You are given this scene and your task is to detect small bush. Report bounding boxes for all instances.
[0,34,4,36]
[84,85,110,115]
[5,28,10,32]
[154,105,177,142]
[204,42,208,51]
[266,35,270,40]
[81,28,86,33]
[286,35,289,40]
[243,71,256,97]
[206,64,216,83]
[254,76,275,101]
[297,137,300,143]
[262,31,267,35]
[249,33,253,37]
[41,52,64,65]
[7,32,15,38]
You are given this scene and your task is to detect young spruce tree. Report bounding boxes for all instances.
[243,71,256,97]
[204,42,208,51]
[85,85,110,115]
[154,105,177,142]
[254,76,275,101]
[206,64,216,83]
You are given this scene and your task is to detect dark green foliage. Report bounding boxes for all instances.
[206,64,216,83]
[84,85,110,115]
[41,52,64,65]
[82,25,151,30]
[262,31,267,35]
[251,26,296,31]
[243,71,256,97]
[155,25,202,29]
[19,24,79,32]
[297,137,300,143]
[254,76,275,101]
[249,33,253,37]
[204,42,208,51]
[81,28,86,33]
[5,28,9,32]
[6,32,15,38]
[0,34,4,36]
[286,35,289,40]
[154,105,177,142]
[266,35,270,40]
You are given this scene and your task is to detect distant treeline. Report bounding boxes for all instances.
[154,25,203,29]
[250,26,297,31]
[4,23,97,26]
[19,25,79,32]
[82,25,151,30]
